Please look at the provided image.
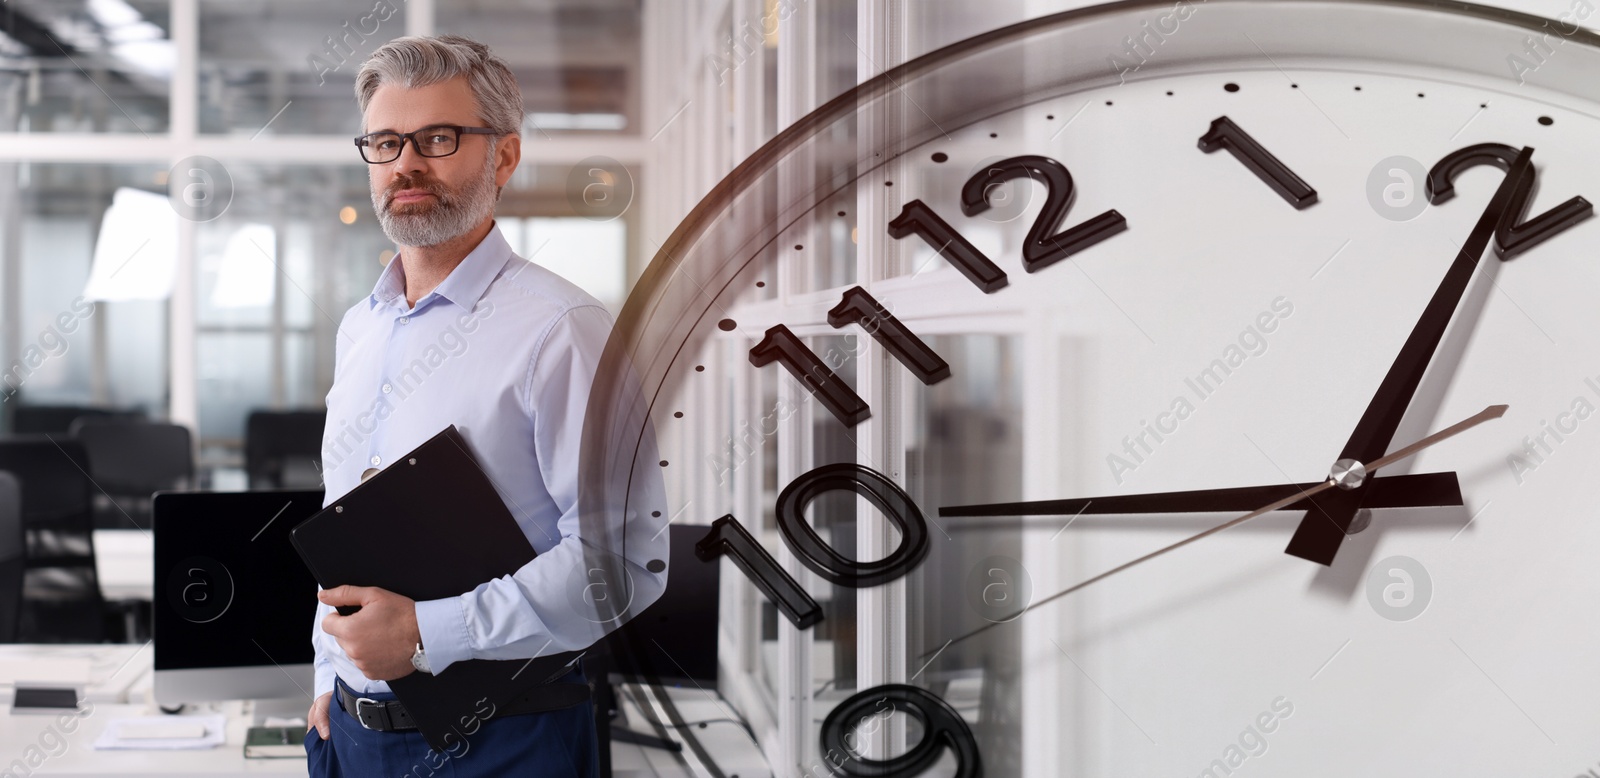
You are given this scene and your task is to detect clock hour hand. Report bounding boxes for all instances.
[1284,147,1533,566]
[939,471,1462,518]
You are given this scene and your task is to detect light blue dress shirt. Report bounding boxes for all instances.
[311,224,665,697]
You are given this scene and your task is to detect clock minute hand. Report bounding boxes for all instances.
[924,405,1506,658]
[1283,146,1533,567]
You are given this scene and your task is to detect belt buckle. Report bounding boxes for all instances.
[354,697,383,730]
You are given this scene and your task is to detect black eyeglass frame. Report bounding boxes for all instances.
[354,125,501,164]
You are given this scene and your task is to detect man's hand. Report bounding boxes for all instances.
[319,585,421,681]
[307,692,331,740]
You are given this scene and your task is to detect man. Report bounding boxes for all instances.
[304,35,664,777]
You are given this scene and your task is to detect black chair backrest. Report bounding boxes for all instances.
[0,437,91,526]
[13,406,144,435]
[68,419,193,494]
[245,410,325,489]
[0,471,23,642]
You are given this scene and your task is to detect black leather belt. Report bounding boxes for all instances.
[336,673,591,733]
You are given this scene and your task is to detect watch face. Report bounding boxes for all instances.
[578,1,1600,774]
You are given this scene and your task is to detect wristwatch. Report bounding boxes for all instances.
[410,642,431,675]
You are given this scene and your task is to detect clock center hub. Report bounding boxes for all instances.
[1328,458,1367,490]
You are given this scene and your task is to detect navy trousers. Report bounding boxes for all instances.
[305,675,599,778]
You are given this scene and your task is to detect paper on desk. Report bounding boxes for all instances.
[92,715,225,750]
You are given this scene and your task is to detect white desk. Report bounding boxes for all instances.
[0,644,771,777]
[609,685,772,777]
[0,644,149,704]
[92,530,152,602]
[3,689,771,778]
[0,645,303,776]
[0,700,304,777]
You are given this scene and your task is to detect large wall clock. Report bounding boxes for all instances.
[576,0,1600,775]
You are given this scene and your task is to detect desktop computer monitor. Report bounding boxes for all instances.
[604,523,719,686]
[151,489,323,705]
[593,524,723,770]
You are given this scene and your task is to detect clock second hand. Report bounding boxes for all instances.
[926,403,1507,657]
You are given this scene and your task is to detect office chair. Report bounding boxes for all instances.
[12,405,144,435]
[0,437,105,643]
[69,418,194,530]
[244,410,326,489]
[0,472,24,643]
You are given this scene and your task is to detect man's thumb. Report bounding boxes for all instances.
[319,585,356,603]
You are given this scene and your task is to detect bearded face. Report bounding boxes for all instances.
[371,141,500,249]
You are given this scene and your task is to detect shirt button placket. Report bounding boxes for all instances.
[368,308,409,475]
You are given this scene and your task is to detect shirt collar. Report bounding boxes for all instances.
[368,223,512,313]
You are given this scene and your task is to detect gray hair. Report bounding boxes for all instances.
[355,35,523,136]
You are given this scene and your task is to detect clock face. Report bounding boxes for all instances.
[577,1,1600,775]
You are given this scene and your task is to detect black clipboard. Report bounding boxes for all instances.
[291,425,584,751]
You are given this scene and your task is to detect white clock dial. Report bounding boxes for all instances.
[580,2,1600,775]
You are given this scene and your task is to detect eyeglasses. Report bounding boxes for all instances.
[354,125,499,164]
